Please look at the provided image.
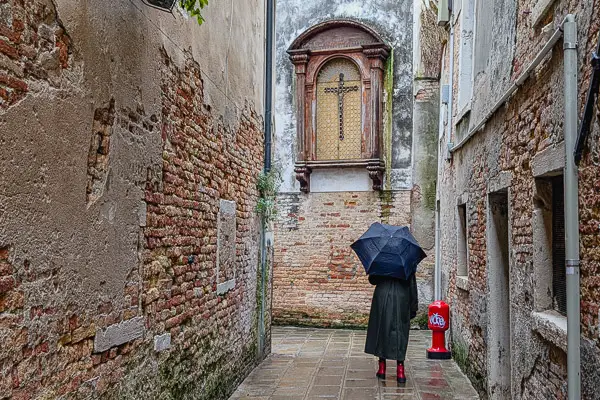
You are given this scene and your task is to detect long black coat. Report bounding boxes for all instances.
[364,274,418,362]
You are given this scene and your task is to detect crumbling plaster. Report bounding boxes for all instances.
[0,0,264,312]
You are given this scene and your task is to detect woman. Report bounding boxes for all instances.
[364,272,418,384]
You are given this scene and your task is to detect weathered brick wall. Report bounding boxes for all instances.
[0,0,71,108]
[438,1,600,398]
[0,1,268,399]
[273,190,433,327]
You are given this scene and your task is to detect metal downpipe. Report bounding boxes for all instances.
[259,0,274,358]
[445,18,454,160]
[434,19,454,300]
[563,14,581,400]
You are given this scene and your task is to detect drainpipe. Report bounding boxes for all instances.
[563,14,581,400]
[434,17,454,300]
[259,0,275,359]
[434,201,441,300]
[445,19,454,160]
[264,0,274,173]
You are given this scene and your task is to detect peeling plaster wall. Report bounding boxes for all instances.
[0,0,267,398]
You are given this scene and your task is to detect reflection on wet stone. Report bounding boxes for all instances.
[229,327,479,400]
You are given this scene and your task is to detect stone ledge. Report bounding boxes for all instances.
[456,276,469,292]
[217,278,236,295]
[532,310,567,352]
[456,192,469,206]
[93,316,145,353]
[488,171,513,194]
[455,103,472,126]
[532,142,565,177]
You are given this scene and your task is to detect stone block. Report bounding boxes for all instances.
[154,333,171,352]
[531,311,567,352]
[487,171,512,194]
[93,317,145,353]
[531,142,564,177]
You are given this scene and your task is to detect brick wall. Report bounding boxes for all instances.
[0,0,72,108]
[273,190,433,327]
[0,1,268,398]
[438,1,600,398]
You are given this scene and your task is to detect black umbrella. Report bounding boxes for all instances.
[351,222,426,280]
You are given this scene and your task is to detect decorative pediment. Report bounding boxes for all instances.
[288,20,389,53]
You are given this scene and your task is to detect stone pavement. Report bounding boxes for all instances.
[230,327,479,400]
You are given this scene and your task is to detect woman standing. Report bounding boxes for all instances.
[364,272,418,384]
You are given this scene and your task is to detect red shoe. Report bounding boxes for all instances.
[397,363,406,384]
[376,360,386,379]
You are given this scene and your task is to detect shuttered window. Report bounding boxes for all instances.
[552,177,566,315]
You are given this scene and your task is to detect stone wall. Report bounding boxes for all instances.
[437,0,600,398]
[0,0,268,399]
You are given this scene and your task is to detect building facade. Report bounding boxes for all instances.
[0,1,270,398]
[435,0,600,398]
[272,1,442,327]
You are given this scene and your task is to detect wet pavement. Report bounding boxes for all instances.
[230,326,479,400]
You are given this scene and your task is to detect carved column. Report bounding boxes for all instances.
[289,50,311,192]
[364,45,389,191]
[289,51,310,161]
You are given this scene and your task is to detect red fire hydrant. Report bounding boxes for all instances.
[426,300,451,359]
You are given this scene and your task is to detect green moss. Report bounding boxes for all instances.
[451,339,486,395]
[420,100,439,211]
[411,312,429,330]
[383,52,394,190]
[379,190,394,223]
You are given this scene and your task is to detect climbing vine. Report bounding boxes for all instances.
[255,167,281,223]
[180,0,209,24]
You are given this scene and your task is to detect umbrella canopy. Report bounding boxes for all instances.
[351,222,426,280]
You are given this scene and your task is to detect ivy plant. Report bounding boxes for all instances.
[180,0,209,24]
[255,167,281,223]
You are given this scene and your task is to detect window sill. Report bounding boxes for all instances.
[299,158,382,169]
[531,310,567,352]
[454,103,472,127]
[456,275,469,292]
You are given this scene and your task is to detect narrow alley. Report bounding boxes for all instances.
[230,327,479,400]
[1,0,599,399]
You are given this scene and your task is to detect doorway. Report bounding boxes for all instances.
[487,190,512,399]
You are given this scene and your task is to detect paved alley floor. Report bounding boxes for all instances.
[230,326,479,400]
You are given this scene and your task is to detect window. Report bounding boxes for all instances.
[533,176,566,315]
[316,59,362,161]
[457,203,468,278]
[288,20,390,193]
[456,0,476,115]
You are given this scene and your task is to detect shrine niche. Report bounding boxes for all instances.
[288,20,390,192]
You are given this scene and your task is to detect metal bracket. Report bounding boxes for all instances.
[564,42,578,50]
[566,259,580,267]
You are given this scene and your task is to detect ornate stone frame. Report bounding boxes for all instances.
[288,20,391,193]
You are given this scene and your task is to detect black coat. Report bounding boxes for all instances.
[364,274,418,361]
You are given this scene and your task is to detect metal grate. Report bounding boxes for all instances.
[552,177,567,315]
[316,59,362,160]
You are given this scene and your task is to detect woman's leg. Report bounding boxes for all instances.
[376,358,386,379]
[396,360,406,384]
